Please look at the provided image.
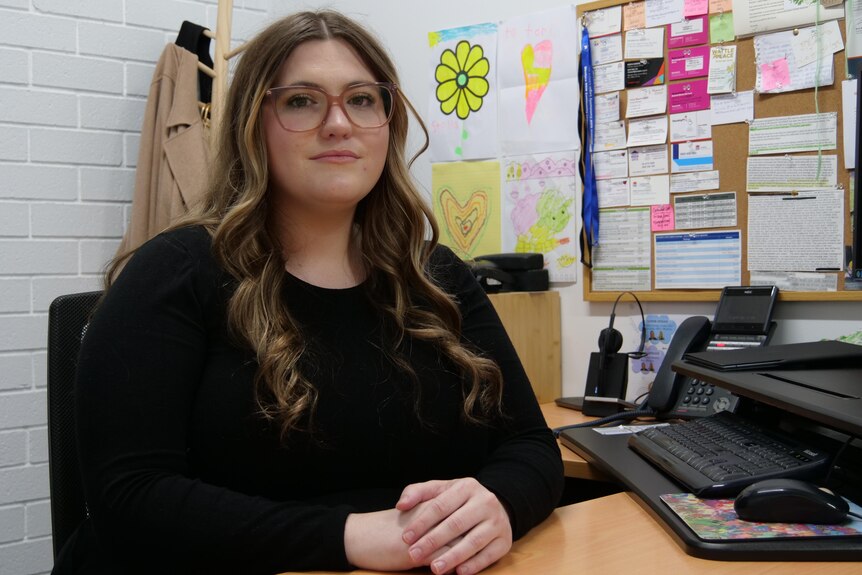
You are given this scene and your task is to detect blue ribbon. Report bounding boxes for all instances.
[581,25,599,247]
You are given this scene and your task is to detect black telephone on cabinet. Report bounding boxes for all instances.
[647,316,719,418]
[647,286,779,419]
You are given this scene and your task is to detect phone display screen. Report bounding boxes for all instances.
[712,286,778,334]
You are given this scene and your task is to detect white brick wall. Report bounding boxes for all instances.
[0,2,268,573]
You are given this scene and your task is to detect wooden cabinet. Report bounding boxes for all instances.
[487,291,561,403]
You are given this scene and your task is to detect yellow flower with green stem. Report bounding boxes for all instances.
[435,40,490,120]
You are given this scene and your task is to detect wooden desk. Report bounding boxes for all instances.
[287,493,857,575]
[539,402,608,481]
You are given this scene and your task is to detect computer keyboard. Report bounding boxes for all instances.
[628,411,830,497]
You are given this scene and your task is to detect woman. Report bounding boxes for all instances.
[60,10,563,575]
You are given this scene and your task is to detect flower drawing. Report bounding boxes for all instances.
[435,40,490,120]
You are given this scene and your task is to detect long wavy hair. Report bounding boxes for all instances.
[107,10,504,439]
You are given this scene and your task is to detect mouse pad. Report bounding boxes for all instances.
[660,493,862,540]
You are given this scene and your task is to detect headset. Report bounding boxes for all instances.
[554,291,650,434]
[597,291,647,373]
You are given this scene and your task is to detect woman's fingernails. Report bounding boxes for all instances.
[409,546,423,561]
[432,559,447,574]
[403,530,415,544]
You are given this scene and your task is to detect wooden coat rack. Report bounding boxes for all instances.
[196,0,245,137]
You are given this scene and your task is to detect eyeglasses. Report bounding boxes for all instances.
[265,82,397,132]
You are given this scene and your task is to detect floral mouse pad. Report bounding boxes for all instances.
[660,493,862,540]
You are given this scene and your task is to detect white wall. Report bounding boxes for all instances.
[0,1,267,573]
[1,1,860,573]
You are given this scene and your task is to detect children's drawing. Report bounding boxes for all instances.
[435,40,490,120]
[522,40,552,123]
[502,153,578,282]
[428,23,498,162]
[432,161,502,259]
[499,6,580,156]
[438,188,490,254]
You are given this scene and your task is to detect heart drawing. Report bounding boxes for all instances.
[521,40,552,124]
[439,188,489,256]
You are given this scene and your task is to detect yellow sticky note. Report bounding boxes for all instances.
[710,12,734,44]
[432,161,501,260]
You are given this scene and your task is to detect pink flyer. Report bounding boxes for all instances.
[669,46,710,80]
[668,79,710,113]
[667,16,709,49]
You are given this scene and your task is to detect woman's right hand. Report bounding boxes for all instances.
[344,506,454,571]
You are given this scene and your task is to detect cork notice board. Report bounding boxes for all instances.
[578,0,860,302]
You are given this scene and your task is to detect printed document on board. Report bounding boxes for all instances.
[591,207,652,291]
[747,190,843,272]
[748,113,836,156]
[732,0,843,37]
[746,156,837,191]
[654,230,742,289]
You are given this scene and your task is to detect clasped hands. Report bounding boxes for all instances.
[344,477,513,575]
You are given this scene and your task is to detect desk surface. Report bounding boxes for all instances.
[539,402,607,481]
[283,493,859,575]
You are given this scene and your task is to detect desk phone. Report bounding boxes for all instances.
[665,286,779,419]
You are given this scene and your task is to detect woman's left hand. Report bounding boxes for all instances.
[396,477,513,575]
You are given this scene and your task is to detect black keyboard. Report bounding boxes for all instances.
[628,411,830,497]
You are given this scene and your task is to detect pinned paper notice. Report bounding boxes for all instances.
[708,0,731,13]
[651,204,675,231]
[631,174,670,205]
[760,58,790,92]
[668,79,710,113]
[707,45,736,94]
[624,1,646,30]
[625,27,666,59]
[591,34,624,66]
[709,13,734,43]
[792,21,843,68]
[646,0,686,28]
[669,15,709,48]
[587,6,622,38]
[596,92,621,123]
[710,90,754,125]
[684,0,708,17]
[754,29,834,94]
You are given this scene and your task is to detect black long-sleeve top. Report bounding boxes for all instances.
[61,225,563,574]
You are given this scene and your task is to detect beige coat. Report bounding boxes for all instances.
[119,44,210,255]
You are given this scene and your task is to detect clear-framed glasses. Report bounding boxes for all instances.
[265,82,397,132]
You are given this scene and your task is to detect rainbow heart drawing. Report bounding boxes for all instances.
[521,40,552,124]
[439,188,489,255]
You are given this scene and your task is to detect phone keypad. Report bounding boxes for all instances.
[676,379,736,415]
[669,328,768,419]
[683,380,715,405]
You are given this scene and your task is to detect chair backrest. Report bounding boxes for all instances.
[47,291,103,559]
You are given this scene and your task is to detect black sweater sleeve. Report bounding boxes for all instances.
[75,229,354,574]
[429,246,565,540]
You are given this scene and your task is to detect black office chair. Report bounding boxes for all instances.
[47,291,103,559]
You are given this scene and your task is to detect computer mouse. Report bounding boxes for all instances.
[734,478,850,524]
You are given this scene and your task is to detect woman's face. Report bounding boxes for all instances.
[263,39,390,221]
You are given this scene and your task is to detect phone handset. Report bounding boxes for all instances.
[648,316,712,414]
